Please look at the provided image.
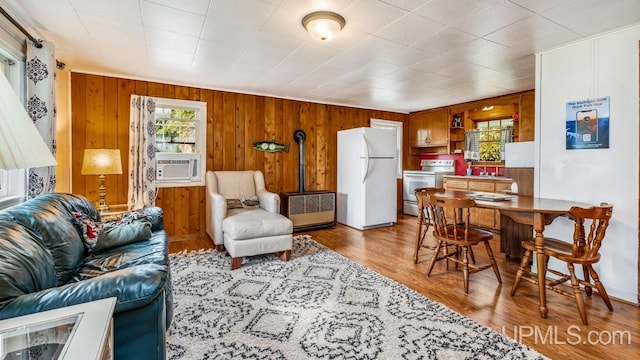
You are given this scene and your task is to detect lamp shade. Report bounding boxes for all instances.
[0,72,57,170]
[81,149,122,175]
[302,11,345,41]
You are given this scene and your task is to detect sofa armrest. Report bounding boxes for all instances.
[258,190,280,214]
[99,207,164,231]
[0,264,167,320]
[206,189,227,246]
[135,207,164,231]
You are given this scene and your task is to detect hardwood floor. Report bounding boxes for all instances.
[168,214,640,359]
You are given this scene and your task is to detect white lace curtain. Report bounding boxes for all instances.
[128,95,157,209]
[499,126,513,161]
[26,40,56,199]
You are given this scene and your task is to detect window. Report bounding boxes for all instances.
[0,51,27,206]
[371,119,403,179]
[155,107,197,154]
[153,98,207,187]
[476,119,513,162]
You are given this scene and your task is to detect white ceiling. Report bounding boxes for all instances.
[3,0,640,113]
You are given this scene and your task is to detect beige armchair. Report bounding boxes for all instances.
[205,170,292,269]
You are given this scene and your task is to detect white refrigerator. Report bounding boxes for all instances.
[337,127,397,230]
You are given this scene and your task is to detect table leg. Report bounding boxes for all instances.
[533,213,548,318]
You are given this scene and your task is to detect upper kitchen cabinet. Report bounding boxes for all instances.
[449,90,535,145]
[518,91,535,141]
[408,108,449,155]
[406,90,535,164]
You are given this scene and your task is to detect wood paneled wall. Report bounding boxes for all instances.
[70,73,408,237]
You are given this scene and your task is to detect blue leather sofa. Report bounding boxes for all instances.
[0,193,173,360]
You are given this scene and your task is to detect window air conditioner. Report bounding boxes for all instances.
[156,154,201,182]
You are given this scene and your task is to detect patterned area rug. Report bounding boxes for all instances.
[167,235,545,359]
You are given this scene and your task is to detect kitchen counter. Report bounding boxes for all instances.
[443,175,513,181]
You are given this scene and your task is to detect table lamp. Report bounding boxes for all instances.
[0,72,57,170]
[81,149,122,212]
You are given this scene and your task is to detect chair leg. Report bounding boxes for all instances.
[279,250,291,262]
[413,217,427,264]
[588,265,613,311]
[216,244,225,252]
[469,247,476,264]
[511,249,532,296]
[568,263,588,325]
[230,257,243,270]
[484,241,502,284]
[426,240,443,277]
[582,264,592,296]
[443,243,450,271]
[461,246,471,294]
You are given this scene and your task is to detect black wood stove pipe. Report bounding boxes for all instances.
[294,129,306,192]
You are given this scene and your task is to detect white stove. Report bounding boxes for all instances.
[402,159,455,216]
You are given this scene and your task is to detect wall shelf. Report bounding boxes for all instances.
[449,121,466,154]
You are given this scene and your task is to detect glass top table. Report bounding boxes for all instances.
[0,298,116,360]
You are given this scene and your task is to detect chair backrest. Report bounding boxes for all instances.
[429,193,477,244]
[209,170,266,200]
[414,187,445,199]
[569,203,613,260]
[415,187,444,221]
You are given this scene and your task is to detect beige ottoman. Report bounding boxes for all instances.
[222,208,293,270]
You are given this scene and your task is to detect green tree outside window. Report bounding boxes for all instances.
[477,119,513,162]
[155,108,197,154]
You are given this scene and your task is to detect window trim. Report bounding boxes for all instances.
[153,97,207,188]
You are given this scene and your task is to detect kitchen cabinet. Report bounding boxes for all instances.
[444,178,468,190]
[519,92,535,142]
[406,90,535,161]
[442,176,513,231]
[468,181,494,192]
[408,108,448,154]
[470,207,496,229]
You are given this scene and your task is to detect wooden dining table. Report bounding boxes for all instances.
[420,189,592,318]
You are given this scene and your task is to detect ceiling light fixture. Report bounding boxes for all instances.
[302,11,345,41]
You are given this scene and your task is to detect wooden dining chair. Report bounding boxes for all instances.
[413,187,445,264]
[510,203,614,325]
[426,193,502,294]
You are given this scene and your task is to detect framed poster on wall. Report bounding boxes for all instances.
[565,96,610,150]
